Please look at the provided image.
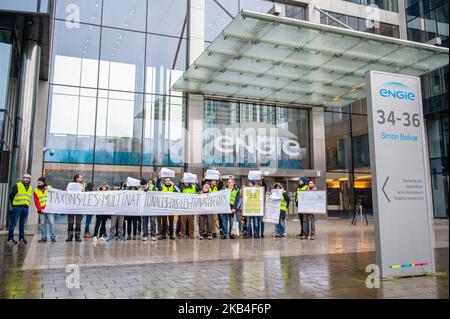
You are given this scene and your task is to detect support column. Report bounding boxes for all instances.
[310,107,326,192]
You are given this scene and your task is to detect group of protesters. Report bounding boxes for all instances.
[7,170,318,244]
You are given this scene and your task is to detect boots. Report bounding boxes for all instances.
[66,234,73,242]
[75,233,82,242]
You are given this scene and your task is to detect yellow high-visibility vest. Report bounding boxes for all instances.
[280,190,287,212]
[34,185,52,207]
[230,188,239,205]
[12,182,32,206]
[182,184,197,194]
[161,185,175,192]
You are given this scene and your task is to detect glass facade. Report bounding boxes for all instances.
[325,101,372,217]
[406,0,449,218]
[203,99,310,169]
[45,0,187,186]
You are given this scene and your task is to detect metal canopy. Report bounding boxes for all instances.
[173,10,449,107]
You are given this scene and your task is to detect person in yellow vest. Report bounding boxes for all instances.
[33,177,55,243]
[178,179,201,239]
[272,183,291,239]
[224,179,241,239]
[156,177,179,240]
[295,177,309,238]
[8,174,33,244]
[142,178,158,242]
[66,174,85,242]
[205,178,223,238]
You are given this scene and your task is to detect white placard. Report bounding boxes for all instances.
[182,173,197,183]
[248,170,262,181]
[45,188,231,216]
[160,168,175,178]
[66,182,83,192]
[126,177,140,187]
[367,71,435,278]
[297,191,327,214]
[263,195,281,224]
[205,169,220,180]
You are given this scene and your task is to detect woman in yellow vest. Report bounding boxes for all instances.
[34,177,55,243]
[8,173,32,244]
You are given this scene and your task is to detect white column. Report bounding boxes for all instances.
[310,107,326,191]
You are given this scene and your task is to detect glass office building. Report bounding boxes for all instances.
[0,0,448,229]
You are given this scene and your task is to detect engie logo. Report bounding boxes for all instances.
[378,82,416,101]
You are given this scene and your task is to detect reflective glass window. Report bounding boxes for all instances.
[94,90,144,165]
[102,0,147,32]
[99,27,145,92]
[55,0,102,25]
[143,94,186,166]
[46,85,97,163]
[51,20,100,88]
[145,34,187,95]
[205,0,239,43]
[147,0,188,38]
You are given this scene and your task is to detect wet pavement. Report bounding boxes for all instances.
[0,218,448,299]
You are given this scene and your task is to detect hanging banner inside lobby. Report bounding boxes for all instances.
[44,188,231,216]
[297,191,327,214]
[242,187,264,217]
[367,71,435,279]
[263,195,281,224]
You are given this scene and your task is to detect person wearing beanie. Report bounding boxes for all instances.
[34,177,55,243]
[295,177,309,238]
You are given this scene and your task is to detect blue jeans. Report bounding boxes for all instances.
[235,211,243,233]
[143,216,157,237]
[246,216,260,237]
[259,217,265,236]
[39,213,56,239]
[222,214,234,237]
[84,215,93,233]
[8,206,29,241]
[276,212,286,236]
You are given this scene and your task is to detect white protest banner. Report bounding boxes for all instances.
[248,170,262,181]
[160,168,175,178]
[182,173,197,183]
[242,187,264,217]
[263,195,281,224]
[126,177,140,187]
[44,188,231,216]
[297,191,327,214]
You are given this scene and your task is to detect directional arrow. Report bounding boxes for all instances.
[382,176,390,203]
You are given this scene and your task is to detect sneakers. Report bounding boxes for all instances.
[19,239,27,244]
[159,236,166,240]
[170,236,175,240]
[142,236,148,241]
[92,236,98,242]
[66,235,73,242]
[74,234,82,242]
[207,236,212,240]
[151,236,156,241]
[127,235,131,240]
[51,238,56,242]
[99,236,106,242]
[83,232,91,239]
[7,239,17,245]
[106,236,114,242]
[132,235,136,240]
[118,236,126,241]
[299,235,308,240]
[221,235,227,239]
[310,235,315,240]
[38,238,47,243]
[199,236,204,240]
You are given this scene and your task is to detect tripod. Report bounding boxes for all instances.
[351,198,368,226]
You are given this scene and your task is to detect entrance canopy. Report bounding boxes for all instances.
[173,10,449,107]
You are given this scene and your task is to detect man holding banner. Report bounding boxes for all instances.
[156,169,179,240]
[179,173,201,239]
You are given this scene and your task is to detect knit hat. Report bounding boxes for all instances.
[37,177,46,184]
[140,178,148,186]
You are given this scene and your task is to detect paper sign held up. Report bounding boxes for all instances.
[126,177,140,187]
[160,168,175,178]
[183,173,197,183]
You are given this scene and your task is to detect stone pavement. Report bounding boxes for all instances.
[0,218,448,299]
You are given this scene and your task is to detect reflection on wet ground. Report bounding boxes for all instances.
[0,218,448,299]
